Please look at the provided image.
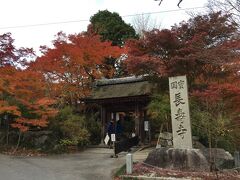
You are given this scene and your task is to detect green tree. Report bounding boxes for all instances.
[191,83,240,153]
[52,106,90,147]
[89,10,137,46]
[84,113,101,145]
[147,93,171,134]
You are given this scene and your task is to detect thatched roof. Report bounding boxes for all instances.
[90,76,153,100]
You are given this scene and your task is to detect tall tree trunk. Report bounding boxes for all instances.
[6,119,9,146]
[13,131,21,154]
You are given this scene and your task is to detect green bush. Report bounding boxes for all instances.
[48,106,73,138]
[59,139,77,146]
[49,107,104,149]
[84,113,101,145]
[147,93,171,136]
[48,106,90,149]
[190,98,238,152]
[60,111,90,147]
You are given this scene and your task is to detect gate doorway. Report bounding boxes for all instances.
[84,76,154,144]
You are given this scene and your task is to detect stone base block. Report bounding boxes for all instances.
[145,148,209,171]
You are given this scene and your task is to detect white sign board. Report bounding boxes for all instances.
[144,121,149,131]
[169,75,192,149]
[111,134,116,142]
[131,133,136,137]
[116,113,119,121]
[104,134,110,145]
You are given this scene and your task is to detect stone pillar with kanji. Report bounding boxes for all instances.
[169,75,193,149]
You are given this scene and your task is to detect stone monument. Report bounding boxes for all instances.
[145,75,209,171]
[169,75,192,149]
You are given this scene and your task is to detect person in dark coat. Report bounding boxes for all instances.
[107,120,115,135]
[116,120,123,141]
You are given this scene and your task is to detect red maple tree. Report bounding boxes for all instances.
[0,66,57,132]
[31,32,123,106]
[0,33,34,68]
[126,12,240,86]
[0,33,57,133]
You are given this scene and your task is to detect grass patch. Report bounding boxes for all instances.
[114,164,126,177]
[114,164,139,180]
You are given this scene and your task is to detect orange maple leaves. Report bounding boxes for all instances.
[0,32,123,132]
[32,33,123,105]
[0,100,21,117]
[0,66,57,132]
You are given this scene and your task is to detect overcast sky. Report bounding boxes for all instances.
[0,0,208,54]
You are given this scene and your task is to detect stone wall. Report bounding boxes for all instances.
[0,130,57,150]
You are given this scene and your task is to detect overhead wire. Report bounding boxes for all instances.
[0,6,206,30]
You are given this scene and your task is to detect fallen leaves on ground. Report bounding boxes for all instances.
[0,147,47,157]
[120,162,240,180]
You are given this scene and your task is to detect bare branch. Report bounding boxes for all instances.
[155,0,163,6]
[154,0,183,7]
[177,0,183,8]
[207,0,240,29]
[132,14,161,37]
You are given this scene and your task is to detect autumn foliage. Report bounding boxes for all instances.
[126,12,240,149]
[0,33,34,68]
[0,66,57,132]
[0,11,240,151]
[0,30,123,144]
[126,12,240,86]
[0,33,56,133]
[31,32,123,106]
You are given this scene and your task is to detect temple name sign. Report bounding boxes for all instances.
[169,75,193,149]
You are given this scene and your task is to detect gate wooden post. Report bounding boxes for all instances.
[101,106,106,142]
[135,104,140,138]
